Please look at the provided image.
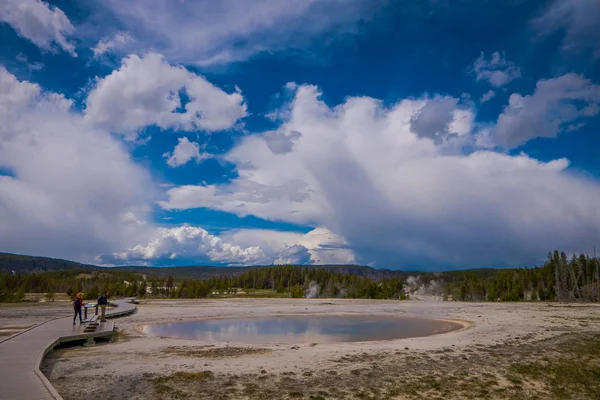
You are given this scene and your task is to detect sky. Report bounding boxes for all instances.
[0,0,599,270]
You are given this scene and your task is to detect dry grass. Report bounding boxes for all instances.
[163,345,271,358]
[509,334,600,399]
[146,332,600,400]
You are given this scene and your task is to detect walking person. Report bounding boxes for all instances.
[97,291,109,322]
[73,292,84,325]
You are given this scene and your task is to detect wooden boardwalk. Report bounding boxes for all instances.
[0,298,137,400]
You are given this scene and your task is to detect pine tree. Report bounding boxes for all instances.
[138,281,147,297]
[166,275,174,294]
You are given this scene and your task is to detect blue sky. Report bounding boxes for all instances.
[0,0,599,270]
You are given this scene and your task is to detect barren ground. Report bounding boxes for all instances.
[4,299,599,399]
[0,301,70,337]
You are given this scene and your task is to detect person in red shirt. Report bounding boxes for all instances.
[73,292,85,325]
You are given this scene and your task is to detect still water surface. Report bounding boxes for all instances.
[142,315,462,344]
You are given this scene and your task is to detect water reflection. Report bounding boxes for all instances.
[142,315,462,344]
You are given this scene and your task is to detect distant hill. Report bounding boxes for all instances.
[0,252,96,273]
[305,265,405,279]
[0,252,404,280]
[112,265,250,280]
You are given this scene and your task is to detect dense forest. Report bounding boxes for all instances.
[0,251,598,303]
[438,251,600,302]
[0,269,148,302]
[0,266,406,302]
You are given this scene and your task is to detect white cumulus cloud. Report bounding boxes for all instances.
[92,32,132,58]
[105,225,354,266]
[160,83,600,269]
[84,52,247,136]
[163,137,212,168]
[107,224,268,266]
[472,51,521,87]
[0,67,153,262]
[221,228,357,265]
[493,73,600,148]
[273,244,312,265]
[0,0,76,56]
[0,69,312,267]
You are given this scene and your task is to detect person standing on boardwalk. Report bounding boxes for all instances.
[73,292,84,325]
[97,291,109,322]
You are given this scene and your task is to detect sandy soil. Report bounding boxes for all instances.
[23,299,600,399]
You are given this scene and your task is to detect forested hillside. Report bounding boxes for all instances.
[0,251,598,302]
[0,253,95,273]
[112,264,402,280]
[0,252,397,280]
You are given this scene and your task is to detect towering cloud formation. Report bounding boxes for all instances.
[161,83,600,269]
[0,66,261,266]
[0,67,151,261]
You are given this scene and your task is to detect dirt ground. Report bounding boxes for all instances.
[4,298,598,399]
[0,301,71,337]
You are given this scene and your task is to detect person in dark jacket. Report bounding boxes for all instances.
[73,292,84,325]
[97,291,109,322]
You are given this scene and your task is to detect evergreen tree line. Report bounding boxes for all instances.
[203,265,408,299]
[1,251,598,302]
[0,269,150,302]
[437,251,600,302]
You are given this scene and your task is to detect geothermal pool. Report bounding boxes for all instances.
[141,315,463,344]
